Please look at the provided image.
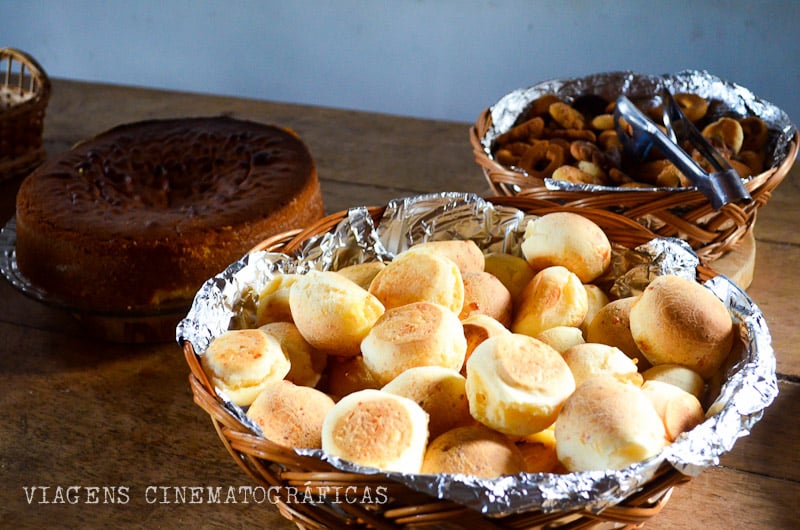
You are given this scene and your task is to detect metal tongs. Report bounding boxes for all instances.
[614,90,751,210]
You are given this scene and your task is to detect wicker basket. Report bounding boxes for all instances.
[181,197,724,530]
[0,47,50,180]
[469,81,799,263]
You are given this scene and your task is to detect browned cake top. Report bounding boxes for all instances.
[16,116,317,238]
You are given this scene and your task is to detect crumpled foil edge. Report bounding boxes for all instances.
[176,192,777,517]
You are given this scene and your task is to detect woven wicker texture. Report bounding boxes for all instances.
[0,47,50,179]
[470,109,798,262]
[184,198,716,529]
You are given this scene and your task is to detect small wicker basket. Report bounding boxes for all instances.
[182,197,721,530]
[469,77,799,263]
[0,47,50,180]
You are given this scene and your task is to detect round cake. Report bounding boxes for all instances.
[14,116,325,314]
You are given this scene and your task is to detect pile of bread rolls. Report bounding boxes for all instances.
[200,211,735,477]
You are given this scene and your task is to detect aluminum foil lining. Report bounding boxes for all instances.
[176,192,777,517]
[480,70,797,193]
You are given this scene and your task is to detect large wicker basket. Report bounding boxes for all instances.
[469,74,799,262]
[0,47,50,180]
[181,197,729,530]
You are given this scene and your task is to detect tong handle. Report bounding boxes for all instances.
[614,95,751,210]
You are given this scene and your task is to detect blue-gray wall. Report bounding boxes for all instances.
[2,0,798,126]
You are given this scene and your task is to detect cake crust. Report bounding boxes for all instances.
[15,116,324,313]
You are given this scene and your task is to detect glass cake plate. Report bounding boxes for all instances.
[0,216,188,343]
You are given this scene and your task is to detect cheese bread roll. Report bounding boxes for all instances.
[520,212,611,282]
[512,266,588,338]
[402,239,485,274]
[289,270,385,357]
[561,343,642,388]
[382,366,473,439]
[259,322,326,388]
[362,301,467,385]
[465,333,575,436]
[629,275,734,378]
[555,375,668,472]
[422,424,525,478]
[368,251,464,313]
[200,328,290,406]
[246,380,335,449]
[322,389,429,473]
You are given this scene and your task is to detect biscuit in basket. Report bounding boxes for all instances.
[629,275,734,378]
[511,265,588,338]
[459,271,513,326]
[535,326,585,354]
[259,322,326,388]
[255,273,300,326]
[586,296,649,368]
[246,380,335,449]
[483,252,535,303]
[200,328,290,406]
[465,333,575,436]
[641,379,705,441]
[642,363,705,401]
[421,424,526,478]
[325,355,381,399]
[461,313,511,369]
[321,389,429,473]
[520,212,611,283]
[382,366,473,439]
[517,426,561,473]
[402,239,485,274]
[561,342,642,388]
[361,301,467,385]
[368,250,464,313]
[555,375,668,472]
[289,270,385,357]
[580,284,609,335]
[336,261,386,290]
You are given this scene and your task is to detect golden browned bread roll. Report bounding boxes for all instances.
[459,271,513,327]
[325,355,380,399]
[555,375,668,471]
[382,366,473,439]
[461,314,511,371]
[642,363,705,401]
[465,333,575,436]
[361,301,467,385]
[403,239,485,274]
[586,296,649,368]
[580,284,609,336]
[259,322,326,388]
[511,266,588,338]
[336,261,387,290]
[421,424,526,478]
[629,275,734,379]
[517,426,560,473]
[641,380,705,441]
[246,380,335,448]
[520,212,612,282]
[289,270,385,357]
[561,343,641,388]
[483,252,535,303]
[535,326,585,354]
[368,250,464,313]
[321,389,429,473]
[255,273,300,326]
[200,329,290,406]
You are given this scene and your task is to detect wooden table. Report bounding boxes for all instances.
[1,79,798,529]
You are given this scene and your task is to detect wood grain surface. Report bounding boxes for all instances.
[1,79,797,529]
